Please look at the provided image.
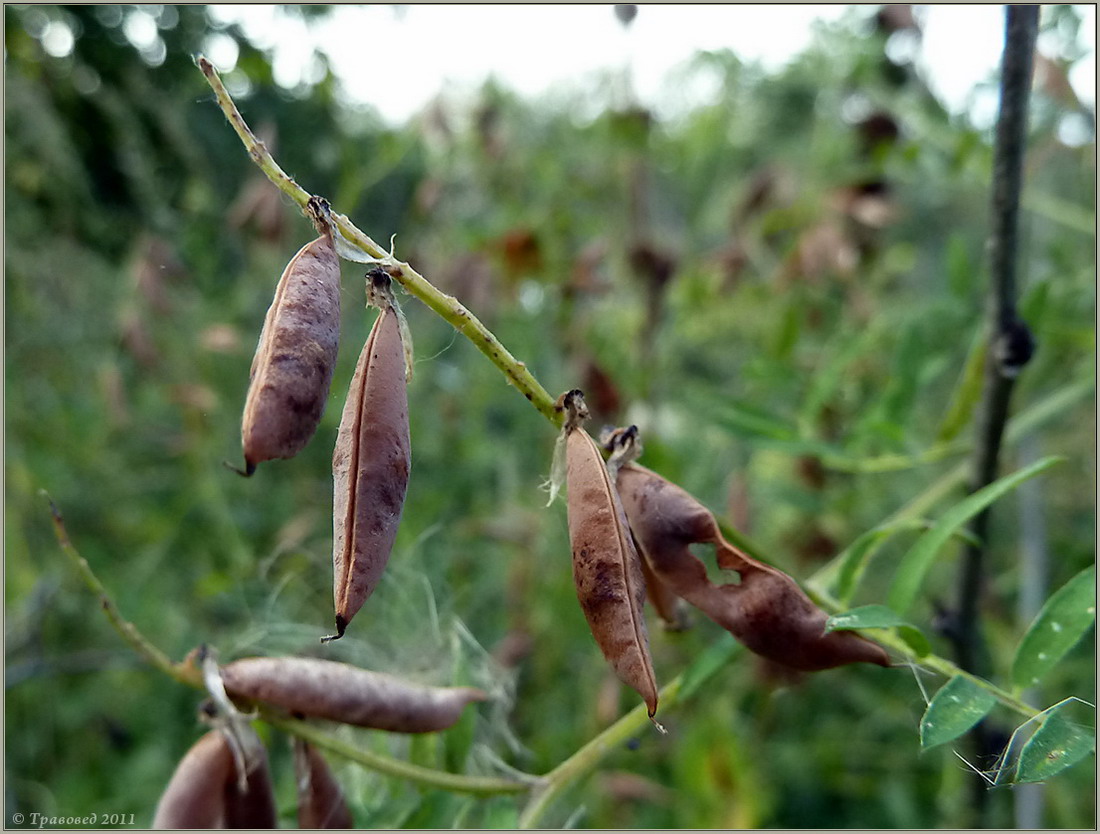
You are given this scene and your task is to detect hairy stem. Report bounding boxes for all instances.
[196,56,559,426]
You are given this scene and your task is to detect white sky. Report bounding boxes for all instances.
[204,4,1096,128]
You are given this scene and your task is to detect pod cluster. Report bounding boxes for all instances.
[152,654,486,828]
[235,200,413,641]
[558,393,889,722]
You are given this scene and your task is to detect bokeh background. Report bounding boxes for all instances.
[5,4,1095,828]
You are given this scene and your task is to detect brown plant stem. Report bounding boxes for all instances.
[954,6,1039,825]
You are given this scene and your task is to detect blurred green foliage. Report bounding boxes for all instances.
[5,4,1095,829]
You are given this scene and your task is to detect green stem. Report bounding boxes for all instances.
[804,583,1038,721]
[518,677,684,828]
[195,56,560,426]
[43,490,198,689]
[45,493,534,797]
[262,712,537,796]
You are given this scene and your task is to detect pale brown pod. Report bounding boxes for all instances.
[563,395,659,718]
[294,739,354,829]
[240,215,341,475]
[152,730,277,829]
[614,460,890,671]
[220,656,487,733]
[328,277,411,640]
[152,730,234,829]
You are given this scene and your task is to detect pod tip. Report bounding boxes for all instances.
[320,615,347,644]
[223,459,256,478]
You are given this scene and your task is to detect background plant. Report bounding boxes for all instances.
[5,5,1095,828]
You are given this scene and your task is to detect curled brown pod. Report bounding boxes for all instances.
[561,391,660,720]
[240,198,341,476]
[294,738,353,829]
[327,269,411,641]
[152,729,276,829]
[220,656,487,733]
[607,431,889,671]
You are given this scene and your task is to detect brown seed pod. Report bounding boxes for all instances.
[607,431,889,671]
[561,391,660,719]
[294,739,354,829]
[240,199,341,476]
[152,729,276,829]
[220,656,487,733]
[152,730,234,829]
[327,270,411,640]
[638,551,691,632]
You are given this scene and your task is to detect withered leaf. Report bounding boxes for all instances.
[615,461,890,671]
[241,230,341,474]
[329,300,411,640]
[566,424,660,718]
[220,657,487,733]
[294,739,353,829]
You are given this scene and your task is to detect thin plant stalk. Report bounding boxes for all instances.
[954,7,1039,824]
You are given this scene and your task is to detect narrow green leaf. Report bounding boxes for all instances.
[834,521,926,605]
[887,456,1065,615]
[826,604,910,631]
[1014,702,1096,783]
[679,633,739,701]
[825,605,931,657]
[935,330,987,443]
[1012,565,1096,690]
[919,676,998,748]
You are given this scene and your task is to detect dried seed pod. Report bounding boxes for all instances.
[152,729,276,830]
[638,551,691,632]
[328,269,411,640]
[294,739,353,829]
[152,731,234,829]
[220,656,487,733]
[240,198,341,475]
[606,430,889,671]
[561,391,660,720]
[224,742,277,829]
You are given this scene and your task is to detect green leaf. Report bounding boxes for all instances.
[824,605,931,657]
[1014,701,1096,783]
[919,676,997,749]
[679,633,740,701]
[887,456,1065,615]
[833,520,926,605]
[934,329,987,443]
[1012,565,1096,690]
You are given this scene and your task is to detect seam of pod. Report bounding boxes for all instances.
[327,268,412,641]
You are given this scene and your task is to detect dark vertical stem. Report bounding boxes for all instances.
[953,5,1039,826]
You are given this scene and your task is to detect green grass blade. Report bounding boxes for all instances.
[919,675,997,749]
[1012,565,1096,690]
[1014,701,1097,784]
[887,456,1065,615]
[934,330,987,443]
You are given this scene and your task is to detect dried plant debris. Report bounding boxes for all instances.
[240,197,341,475]
[559,391,661,723]
[605,427,890,671]
[294,738,353,829]
[220,656,487,733]
[327,268,412,641]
